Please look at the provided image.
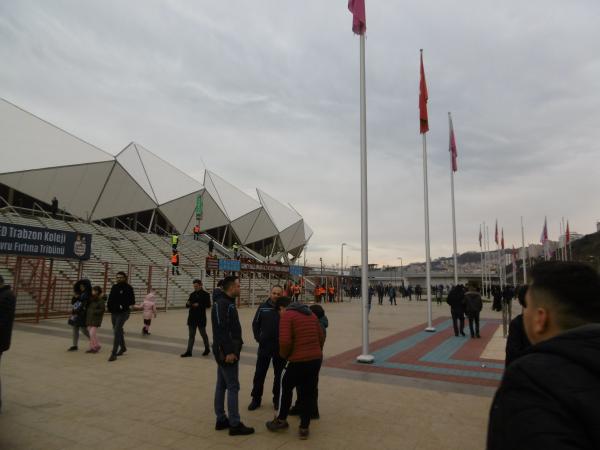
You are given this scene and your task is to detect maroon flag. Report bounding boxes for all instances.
[495,220,499,245]
[449,114,458,172]
[419,50,429,134]
[501,228,505,250]
[540,217,548,244]
[348,0,366,35]
[566,221,571,244]
[479,227,482,247]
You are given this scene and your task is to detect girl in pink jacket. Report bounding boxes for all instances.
[135,290,158,335]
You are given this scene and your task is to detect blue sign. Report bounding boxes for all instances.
[219,259,241,272]
[289,266,303,276]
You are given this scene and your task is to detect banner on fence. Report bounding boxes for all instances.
[0,221,92,260]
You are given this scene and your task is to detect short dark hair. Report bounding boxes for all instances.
[271,285,283,291]
[92,286,102,295]
[116,271,127,279]
[309,304,325,319]
[275,296,291,310]
[222,276,238,292]
[193,279,202,285]
[529,261,600,330]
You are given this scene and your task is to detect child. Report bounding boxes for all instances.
[86,286,106,353]
[309,304,328,337]
[135,289,158,335]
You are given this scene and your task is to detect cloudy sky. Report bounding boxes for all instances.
[1,0,599,267]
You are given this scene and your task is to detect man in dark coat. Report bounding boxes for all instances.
[464,284,483,338]
[487,261,600,450]
[447,284,466,336]
[212,276,254,436]
[248,285,284,410]
[106,272,135,362]
[181,279,211,357]
[505,285,531,367]
[0,275,16,412]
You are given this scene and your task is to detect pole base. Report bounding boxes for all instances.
[356,354,375,364]
[425,327,436,333]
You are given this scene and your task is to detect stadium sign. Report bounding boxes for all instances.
[0,221,92,260]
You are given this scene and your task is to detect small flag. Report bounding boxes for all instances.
[419,50,429,134]
[501,228,505,250]
[348,0,366,35]
[566,221,570,244]
[495,220,499,245]
[479,226,482,248]
[449,113,458,172]
[540,217,548,243]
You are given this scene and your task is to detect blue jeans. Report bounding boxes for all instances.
[214,363,240,426]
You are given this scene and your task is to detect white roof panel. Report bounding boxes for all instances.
[0,98,114,174]
[92,163,157,219]
[231,208,262,244]
[303,221,314,242]
[286,220,307,251]
[204,171,261,221]
[116,143,157,202]
[244,208,279,244]
[279,221,304,252]
[198,191,229,231]
[257,189,302,232]
[159,190,203,234]
[134,143,203,205]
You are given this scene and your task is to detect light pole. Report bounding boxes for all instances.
[341,243,347,302]
[320,257,323,286]
[397,257,403,286]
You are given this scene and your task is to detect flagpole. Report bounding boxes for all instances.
[480,225,484,296]
[356,33,373,364]
[521,216,527,284]
[449,113,458,286]
[485,223,490,295]
[422,132,434,331]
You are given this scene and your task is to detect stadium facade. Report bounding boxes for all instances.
[0,97,312,261]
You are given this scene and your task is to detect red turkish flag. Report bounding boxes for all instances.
[348,0,366,35]
[566,221,571,244]
[419,51,429,134]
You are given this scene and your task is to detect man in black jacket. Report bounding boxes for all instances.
[505,285,531,367]
[487,261,600,450]
[447,284,466,337]
[181,279,211,357]
[211,276,254,436]
[106,272,135,362]
[248,285,284,410]
[0,275,16,413]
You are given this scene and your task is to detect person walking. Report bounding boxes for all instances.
[505,285,531,367]
[68,279,91,351]
[447,284,466,337]
[389,285,397,305]
[181,279,211,357]
[171,233,179,251]
[415,285,422,301]
[171,250,180,276]
[0,275,16,413]
[107,272,135,362]
[377,283,384,305]
[435,284,443,305]
[266,300,325,440]
[208,238,215,256]
[135,289,158,335]
[212,276,254,436]
[464,284,483,338]
[193,225,201,241]
[487,261,600,450]
[292,284,300,302]
[85,286,106,353]
[248,285,285,411]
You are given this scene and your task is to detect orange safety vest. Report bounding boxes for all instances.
[293,285,300,294]
[193,225,200,233]
[171,254,179,264]
[328,287,334,295]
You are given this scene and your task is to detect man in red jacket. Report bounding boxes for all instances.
[266,301,324,440]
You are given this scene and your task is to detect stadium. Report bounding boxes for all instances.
[0,98,315,317]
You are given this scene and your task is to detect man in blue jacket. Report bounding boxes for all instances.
[212,276,254,436]
[248,285,284,411]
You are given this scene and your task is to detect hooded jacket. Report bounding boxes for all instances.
[487,324,600,450]
[211,289,242,363]
[464,291,483,316]
[279,303,324,362]
[0,285,16,353]
[252,299,280,355]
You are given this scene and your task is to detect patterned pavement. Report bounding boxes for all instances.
[325,316,504,387]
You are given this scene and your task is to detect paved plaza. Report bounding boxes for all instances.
[0,299,513,450]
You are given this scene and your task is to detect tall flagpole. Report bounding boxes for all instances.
[449,113,458,286]
[422,131,434,331]
[357,33,373,364]
[521,216,527,284]
[479,225,484,296]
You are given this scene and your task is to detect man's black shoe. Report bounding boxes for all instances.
[248,398,261,411]
[266,419,289,432]
[180,352,192,358]
[215,418,230,430]
[310,411,320,420]
[288,405,300,416]
[229,422,255,436]
[108,354,117,362]
[67,346,78,352]
[117,348,127,356]
[202,349,210,356]
[460,331,466,337]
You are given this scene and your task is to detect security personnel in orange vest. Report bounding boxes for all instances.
[171,251,180,275]
[328,286,335,303]
[193,225,200,240]
[292,284,301,302]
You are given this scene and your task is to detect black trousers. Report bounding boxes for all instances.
[451,309,465,336]
[111,312,130,355]
[468,312,481,337]
[277,359,322,429]
[187,324,210,353]
[251,351,285,405]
